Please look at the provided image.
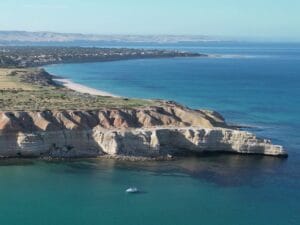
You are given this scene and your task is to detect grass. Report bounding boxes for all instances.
[0,68,156,111]
[0,69,36,90]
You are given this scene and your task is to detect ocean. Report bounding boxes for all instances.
[1,42,299,225]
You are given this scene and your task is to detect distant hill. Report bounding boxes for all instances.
[0,31,220,44]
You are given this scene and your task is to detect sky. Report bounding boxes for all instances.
[1,0,300,41]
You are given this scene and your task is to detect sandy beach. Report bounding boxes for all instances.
[53,78,119,97]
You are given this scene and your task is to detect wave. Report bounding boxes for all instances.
[208,54,274,59]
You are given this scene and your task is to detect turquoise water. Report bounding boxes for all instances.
[0,157,299,225]
[3,43,299,225]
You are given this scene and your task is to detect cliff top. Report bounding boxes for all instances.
[0,68,287,157]
[0,67,229,129]
[0,68,157,111]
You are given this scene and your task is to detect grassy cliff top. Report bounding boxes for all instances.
[0,68,156,111]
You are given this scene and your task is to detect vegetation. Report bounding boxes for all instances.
[0,68,156,111]
[0,46,203,68]
[0,46,202,111]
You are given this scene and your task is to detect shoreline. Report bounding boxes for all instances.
[53,78,120,97]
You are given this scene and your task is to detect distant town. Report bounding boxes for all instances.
[0,46,204,68]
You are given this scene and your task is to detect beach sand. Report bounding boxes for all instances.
[53,78,119,97]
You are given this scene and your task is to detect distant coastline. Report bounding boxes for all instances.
[0,46,206,99]
[0,46,206,68]
[0,31,220,43]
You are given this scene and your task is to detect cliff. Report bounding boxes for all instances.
[0,102,287,158]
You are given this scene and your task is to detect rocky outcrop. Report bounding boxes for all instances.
[0,103,287,158]
[92,127,285,157]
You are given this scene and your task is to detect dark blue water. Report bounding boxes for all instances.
[3,43,298,225]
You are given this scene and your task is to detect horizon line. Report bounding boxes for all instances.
[0,30,300,43]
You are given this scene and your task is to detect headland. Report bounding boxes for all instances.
[0,47,287,158]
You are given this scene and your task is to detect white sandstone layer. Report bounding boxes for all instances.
[0,104,287,158]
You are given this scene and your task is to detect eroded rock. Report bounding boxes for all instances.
[0,103,287,158]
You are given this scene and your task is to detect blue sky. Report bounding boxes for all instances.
[1,0,300,41]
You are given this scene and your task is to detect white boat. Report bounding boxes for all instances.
[125,187,139,193]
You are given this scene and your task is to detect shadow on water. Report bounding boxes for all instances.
[174,154,289,187]
[126,190,148,195]
[50,154,290,187]
[0,158,36,167]
[0,153,291,187]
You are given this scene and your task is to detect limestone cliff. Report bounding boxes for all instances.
[0,103,287,158]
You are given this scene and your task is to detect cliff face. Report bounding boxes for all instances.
[0,103,287,158]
